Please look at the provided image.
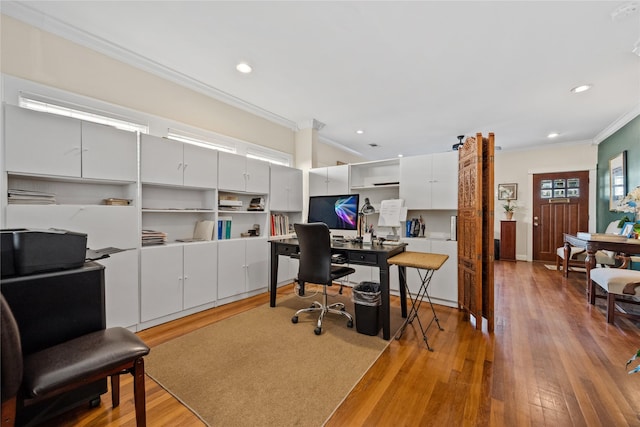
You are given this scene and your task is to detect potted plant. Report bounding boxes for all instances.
[503,200,516,220]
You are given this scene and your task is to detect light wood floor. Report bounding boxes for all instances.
[37,261,640,426]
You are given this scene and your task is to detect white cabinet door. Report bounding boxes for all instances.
[399,154,431,209]
[400,152,458,210]
[246,238,268,292]
[141,245,184,322]
[308,165,349,196]
[309,168,328,197]
[218,152,247,192]
[429,240,458,305]
[431,152,458,209]
[183,242,218,309]
[327,165,350,195]
[245,157,270,194]
[81,122,137,182]
[100,250,139,328]
[402,238,431,295]
[183,144,218,189]
[141,134,183,185]
[270,165,303,211]
[217,239,246,299]
[5,105,82,177]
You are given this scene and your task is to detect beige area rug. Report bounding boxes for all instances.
[544,264,586,273]
[145,290,403,426]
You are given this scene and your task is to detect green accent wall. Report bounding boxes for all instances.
[597,114,640,231]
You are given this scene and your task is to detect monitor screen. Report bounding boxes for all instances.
[308,194,360,231]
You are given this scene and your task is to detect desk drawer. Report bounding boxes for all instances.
[277,245,298,257]
[348,252,378,266]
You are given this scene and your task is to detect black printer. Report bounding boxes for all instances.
[1,228,87,277]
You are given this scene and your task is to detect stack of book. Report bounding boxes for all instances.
[217,216,232,239]
[247,197,265,211]
[8,189,56,205]
[142,229,167,246]
[219,196,243,211]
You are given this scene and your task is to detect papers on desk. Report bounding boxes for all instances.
[576,232,628,242]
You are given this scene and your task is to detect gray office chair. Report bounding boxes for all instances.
[291,223,355,335]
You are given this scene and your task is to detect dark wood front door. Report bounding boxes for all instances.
[532,171,589,262]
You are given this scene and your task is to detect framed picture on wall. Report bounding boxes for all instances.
[498,183,517,200]
[609,151,626,211]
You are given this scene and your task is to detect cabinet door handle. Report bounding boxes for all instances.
[177,162,183,170]
[183,163,188,171]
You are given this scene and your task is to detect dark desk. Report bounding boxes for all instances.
[563,233,640,297]
[269,238,408,340]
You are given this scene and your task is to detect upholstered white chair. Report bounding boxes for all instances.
[556,220,621,276]
[590,264,640,324]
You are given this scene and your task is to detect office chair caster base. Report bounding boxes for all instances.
[291,316,299,324]
[314,327,322,335]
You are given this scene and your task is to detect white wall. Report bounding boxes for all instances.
[0,14,363,168]
[494,142,598,261]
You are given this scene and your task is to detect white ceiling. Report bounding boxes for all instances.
[3,1,640,160]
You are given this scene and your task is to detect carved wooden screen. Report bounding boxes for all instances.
[457,133,494,331]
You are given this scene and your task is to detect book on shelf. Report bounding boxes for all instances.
[193,220,215,241]
[217,216,233,240]
[270,213,290,237]
[103,198,132,206]
[218,199,243,207]
[8,188,56,205]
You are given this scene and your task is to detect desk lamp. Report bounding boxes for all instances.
[355,198,376,242]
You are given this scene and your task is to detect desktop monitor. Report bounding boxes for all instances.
[307,194,360,231]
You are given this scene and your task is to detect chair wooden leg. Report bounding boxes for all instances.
[607,293,616,324]
[1,396,16,426]
[111,373,120,407]
[589,280,596,305]
[132,357,147,427]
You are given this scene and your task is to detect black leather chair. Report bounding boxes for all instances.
[291,223,355,335]
[0,294,150,426]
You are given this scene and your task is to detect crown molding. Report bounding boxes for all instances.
[593,104,640,144]
[1,2,298,131]
[317,135,364,157]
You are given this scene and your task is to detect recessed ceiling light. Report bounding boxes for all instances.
[236,62,252,74]
[570,84,592,93]
[397,154,403,158]
[547,132,560,138]
[356,129,364,134]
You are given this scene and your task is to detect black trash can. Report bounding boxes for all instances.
[352,281,382,336]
